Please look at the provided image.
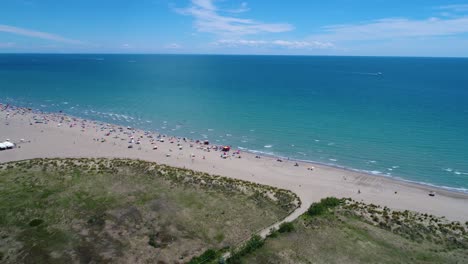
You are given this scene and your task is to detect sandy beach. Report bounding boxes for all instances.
[1,105,467,222]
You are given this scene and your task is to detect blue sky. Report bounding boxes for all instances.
[1,0,468,56]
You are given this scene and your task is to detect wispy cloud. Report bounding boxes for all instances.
[177,0,293,36]
[165,43,182,49]
[0,24,82,44]
[271,40,334,49]
[310,16,468,42]
[437,4,468,12]
[214,39,334,49]
[226,2,250,13]
[0,42,15,48]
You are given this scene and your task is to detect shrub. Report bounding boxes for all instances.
[228,235,264,263]
[148,234,159,248]
[320,197,342,207]
[278,222,295,233]
[307,197,342,217]
[308,202,326,216]
[188,249,219,264]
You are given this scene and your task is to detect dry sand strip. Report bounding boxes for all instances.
[1,109,467,222]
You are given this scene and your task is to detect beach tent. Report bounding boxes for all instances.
[3,142,14,148]
[0,143,6,150]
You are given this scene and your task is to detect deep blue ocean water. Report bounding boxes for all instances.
[1,54,468,191]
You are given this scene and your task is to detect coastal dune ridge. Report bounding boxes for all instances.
[1,105,467,222]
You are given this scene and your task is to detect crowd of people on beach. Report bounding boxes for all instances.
[0,104,262,163]
[1,103,444,198]
[1,103,319,172]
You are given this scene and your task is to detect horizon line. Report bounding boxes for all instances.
[1,52,468,59]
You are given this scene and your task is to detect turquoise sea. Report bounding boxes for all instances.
[1,54,468,192]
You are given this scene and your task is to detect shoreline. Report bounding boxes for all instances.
[4,100,467,195]
[1,104,468,221]
[249,151,468,195]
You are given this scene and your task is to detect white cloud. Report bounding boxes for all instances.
[0,42,15,48]
[214,39,334,49]
[437,4,468,12]
[0,24,82,44]
[272,40,334,49]
[192,0,216,11]
[310,17,468,42]
[177,0,293,36]
[227,2,250,13]
[214,39,267,47]
[165,43,182,49]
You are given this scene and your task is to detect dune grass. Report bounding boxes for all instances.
[238,198,468,264]
[0,158,299,264]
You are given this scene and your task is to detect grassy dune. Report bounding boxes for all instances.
[0,158,299,264]
[239,198,468,264]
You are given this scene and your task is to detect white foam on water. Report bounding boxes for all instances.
[264,145,273,148]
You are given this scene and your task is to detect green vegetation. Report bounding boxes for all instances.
[188,249,220,264]
[0,158,299,264]
[227,235,265,264]
[307,196,343,216]
[235,197,468,263]
[277,221,295,233]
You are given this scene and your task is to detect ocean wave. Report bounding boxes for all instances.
[237,147,468,194]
